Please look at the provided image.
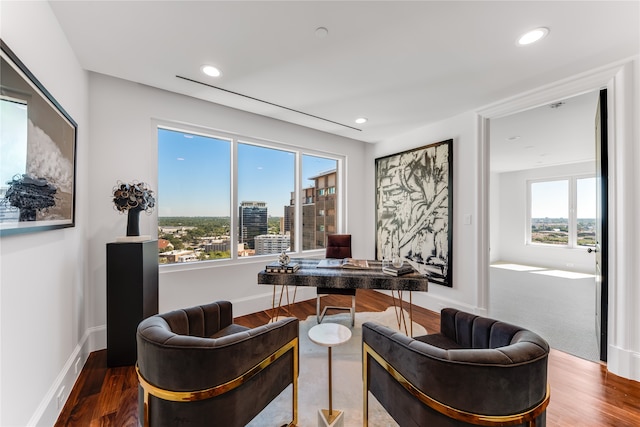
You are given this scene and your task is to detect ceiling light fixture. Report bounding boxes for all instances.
[355,117,368,124]
[517,27,549,46]
[201,65,221,77]
[315,27,329,38]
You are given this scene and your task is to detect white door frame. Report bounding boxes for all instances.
[476,57,638,380]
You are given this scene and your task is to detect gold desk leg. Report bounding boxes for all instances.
[391,290,409,335]
[285,285,299,314]
[400,291,408,334]
[270,284,288,322]
[271,285,298,323]
[390,291,402,330]
[390,290,417,336]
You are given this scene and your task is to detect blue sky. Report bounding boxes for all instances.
[1,100,28,186]
[531,178,596,218]
[158,128,336,217]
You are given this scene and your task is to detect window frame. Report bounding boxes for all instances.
[526,174,596,249]
[155,121,345,269]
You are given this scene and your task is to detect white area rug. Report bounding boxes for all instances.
[247,307,427,427]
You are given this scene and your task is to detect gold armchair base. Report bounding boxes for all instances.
[363,343,550,427]
[137,337,299,427]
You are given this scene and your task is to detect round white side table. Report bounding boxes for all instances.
[308,323,352,427]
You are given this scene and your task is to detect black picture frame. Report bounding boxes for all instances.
[375,139,453,287]
[0,39,77,236]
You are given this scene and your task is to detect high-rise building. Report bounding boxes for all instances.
[312,169,337,248]
[239,201,267,249]
[254,234,290,255]
[287,169,337,251]
[283,205,292,234]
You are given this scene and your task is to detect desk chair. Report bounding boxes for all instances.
[317,234,356,326]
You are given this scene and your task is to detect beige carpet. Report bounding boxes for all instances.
[247,307,427,427]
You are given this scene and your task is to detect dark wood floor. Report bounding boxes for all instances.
[55,290,640,426]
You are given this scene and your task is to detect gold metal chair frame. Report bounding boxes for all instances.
[363,343,550,427]
[137,337,299,427]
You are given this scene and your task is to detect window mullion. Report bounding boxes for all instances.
[569,177,577,248]
[294,152,301,254]
[526,180,533,244]
[230,138,238,260]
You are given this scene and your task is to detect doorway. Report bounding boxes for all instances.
[487,90,605,362]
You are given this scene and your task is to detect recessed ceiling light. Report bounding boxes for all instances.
[315,27,329,38]
[355,117,368,124]
[201,65,221,77]
[517,27,549,46]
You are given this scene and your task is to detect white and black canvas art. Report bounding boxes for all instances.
[0,39,77,236]
[375,139,453,287]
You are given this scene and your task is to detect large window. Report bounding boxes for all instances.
[157,128,231,264]
[301,154,338,251]
[237,143,294,256]
[157,126,342,265]
[528,176,595,247]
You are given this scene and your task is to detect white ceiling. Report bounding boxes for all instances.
[49,1,639,145]
[490,90,600,173]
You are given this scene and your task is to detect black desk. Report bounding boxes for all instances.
[258,258,428,335]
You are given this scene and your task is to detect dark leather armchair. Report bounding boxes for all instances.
[363,308,550,427]
[136,301,299,427]
[317,233,356,326]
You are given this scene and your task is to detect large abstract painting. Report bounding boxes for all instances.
[375,139,453,287]
[0,39,77,236]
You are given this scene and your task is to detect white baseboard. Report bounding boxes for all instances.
[607,345,640,382]
[231,286,316,317]
[27,325,105,427]
[373,289,482,316]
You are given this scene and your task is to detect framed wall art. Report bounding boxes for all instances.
[375,139,453,287]
[0,39,77,236]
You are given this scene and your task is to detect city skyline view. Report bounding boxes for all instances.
[158,128,337,217]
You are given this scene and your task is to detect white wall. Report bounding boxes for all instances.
[609,58,640,381]
[489,171,500,263]
[492,161,596,273]
[478,57,640,381]
[364,112,482,314]
[366,58,640,383]
[87,73,369,325]
[0,2,90,426]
